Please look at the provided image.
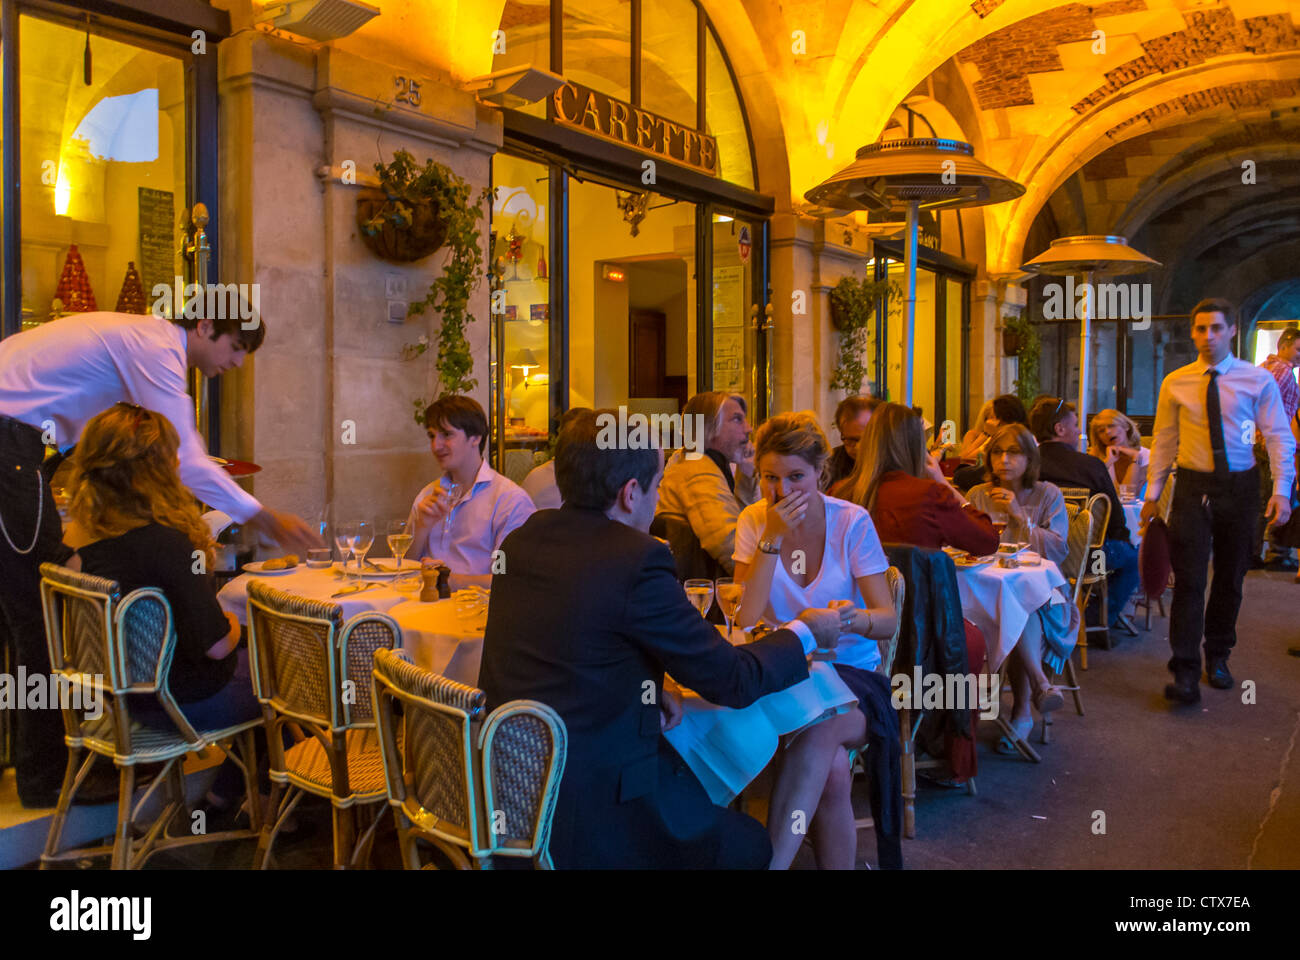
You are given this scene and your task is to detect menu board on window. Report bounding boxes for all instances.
[138,187,176,307]
[712,266,744,392]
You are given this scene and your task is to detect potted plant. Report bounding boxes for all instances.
[1002,314,1042,407]
[387,152,491,422]
[357,150,458,262]
[829,276,900,395]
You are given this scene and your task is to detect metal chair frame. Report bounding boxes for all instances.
[38,564,263,870]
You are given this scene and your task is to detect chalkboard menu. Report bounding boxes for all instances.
[137,187,175,308]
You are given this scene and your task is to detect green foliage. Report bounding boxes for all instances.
[380,150,492,422]
[829,276,901,396]
[1004,314,1042,408]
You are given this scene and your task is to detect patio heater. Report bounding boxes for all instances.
[1021,236,1160,450]
[804,137,1023,407]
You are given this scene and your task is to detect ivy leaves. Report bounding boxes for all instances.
[830,276,901,396]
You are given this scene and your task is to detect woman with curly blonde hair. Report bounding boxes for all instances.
[64,403,257,734]
[1088,408,1148,496]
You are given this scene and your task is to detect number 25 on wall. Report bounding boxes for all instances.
[395,76,422,107]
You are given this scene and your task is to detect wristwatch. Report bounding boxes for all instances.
[758,538,781,555]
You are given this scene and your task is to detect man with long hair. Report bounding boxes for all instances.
[0,309,316,807]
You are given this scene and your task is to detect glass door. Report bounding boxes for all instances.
[708,210,761,417]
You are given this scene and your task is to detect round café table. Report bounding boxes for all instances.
[217,566,485,685]
[953,557,1068,672]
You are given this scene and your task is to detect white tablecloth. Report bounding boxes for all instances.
[663,629,859,806]
[1122,500,1143,546]
[955,559,1067,672]
[218,568,484,685]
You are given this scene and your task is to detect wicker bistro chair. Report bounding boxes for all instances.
[37,563,264,870]
[245,579,401,869]
[1039,506,1093,745]
[371,648,567,869]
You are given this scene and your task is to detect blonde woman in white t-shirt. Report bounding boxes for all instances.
[733,412,900,870]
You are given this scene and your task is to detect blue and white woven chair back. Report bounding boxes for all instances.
[248,579,342,725]
[480,701,566,861]
[39,564,119,694]
[338,614,401,726]
[116,589,176,691]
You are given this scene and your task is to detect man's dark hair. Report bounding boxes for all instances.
[1029,396,1075,442]
[1277,327,1300,350]
[1190,298,1238,329]
[555,408,661,511]
[424,395,489,455]
[991,394,1029,427]
[170,294,266,352]
[834,395,879,430]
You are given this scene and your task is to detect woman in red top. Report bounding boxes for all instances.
[840,402,996,784]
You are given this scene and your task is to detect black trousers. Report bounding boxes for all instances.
[0,416,73,803]
[1167,467,1258,675]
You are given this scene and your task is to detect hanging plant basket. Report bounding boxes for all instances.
[1002,328,1023,356]
[356,188,448,263]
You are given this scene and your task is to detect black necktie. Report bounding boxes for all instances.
[1206,368,1229,480]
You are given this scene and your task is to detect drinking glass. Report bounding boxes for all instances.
[715,577,745,640]
[334,521,357,574]
[684,579,714,619]
[441,479,462,536]
[990,510,1010,543]
[1024,516,1036,550]
[1119,484,1136,502]
[387,519,413,571]
[351,522,374,572]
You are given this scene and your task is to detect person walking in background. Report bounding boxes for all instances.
[1254,326,1300,570]
[1141,299,1294,703]
[822,395,878,492]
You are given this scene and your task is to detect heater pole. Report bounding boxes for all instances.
[902,200,919,408]
[1076,269,1093,451]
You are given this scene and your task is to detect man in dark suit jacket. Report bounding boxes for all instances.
[479,410,840,869]
[1030,397,1140,628]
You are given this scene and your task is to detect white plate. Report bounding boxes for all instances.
[243,561,299,575]
[338,559,422,579]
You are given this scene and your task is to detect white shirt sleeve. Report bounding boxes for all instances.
[733,502,762,565]
[492,487,536,551]
[780,617,817,656]
[1146,376,1179,504]
[120,326,261,523]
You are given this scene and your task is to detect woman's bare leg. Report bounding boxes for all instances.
[810,746,857,870]
[768,709,866,870]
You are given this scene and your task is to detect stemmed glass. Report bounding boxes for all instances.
[989,509,1010,544]
[441,480,463,537]
[351,522,374,574]
[715,577,745,640]
[684,579,714,619]
[387,519,413,572]
[335,521,357,575]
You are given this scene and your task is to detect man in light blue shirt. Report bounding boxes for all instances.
[406,396,534,590]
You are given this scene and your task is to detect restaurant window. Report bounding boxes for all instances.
[17,12,189,330]
[641,0,697,128]
[490,154,554,480]
[494,0,552,119]
[703,24,754,190]
[562,0,632,102]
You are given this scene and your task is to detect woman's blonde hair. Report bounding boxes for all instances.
[846,402,928,513]
[1087,408,1140,456]
[68,403,215,569]
[753,411,830,482]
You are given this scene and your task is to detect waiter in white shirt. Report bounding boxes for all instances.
[1140,298,1295,705]
[0,309,316,807]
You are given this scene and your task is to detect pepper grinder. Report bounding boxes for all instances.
[419,561,451,601]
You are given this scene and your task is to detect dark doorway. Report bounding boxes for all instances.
[630,308,667,398]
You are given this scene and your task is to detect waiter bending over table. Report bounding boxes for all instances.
[1141,298,1294,705]
[0,308,317,807]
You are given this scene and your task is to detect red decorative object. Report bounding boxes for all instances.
[55,244,97,312]
[114,261,148,314]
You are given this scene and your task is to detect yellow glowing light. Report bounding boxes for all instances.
[54,163,71,216]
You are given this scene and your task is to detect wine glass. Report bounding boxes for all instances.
[684,579,714,619]
[715,577,745,641]
[441,479,463,536]
[990,509,1010,544]
[351,522,374,573]
[387,519,413,571]
[335,521,357,574]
